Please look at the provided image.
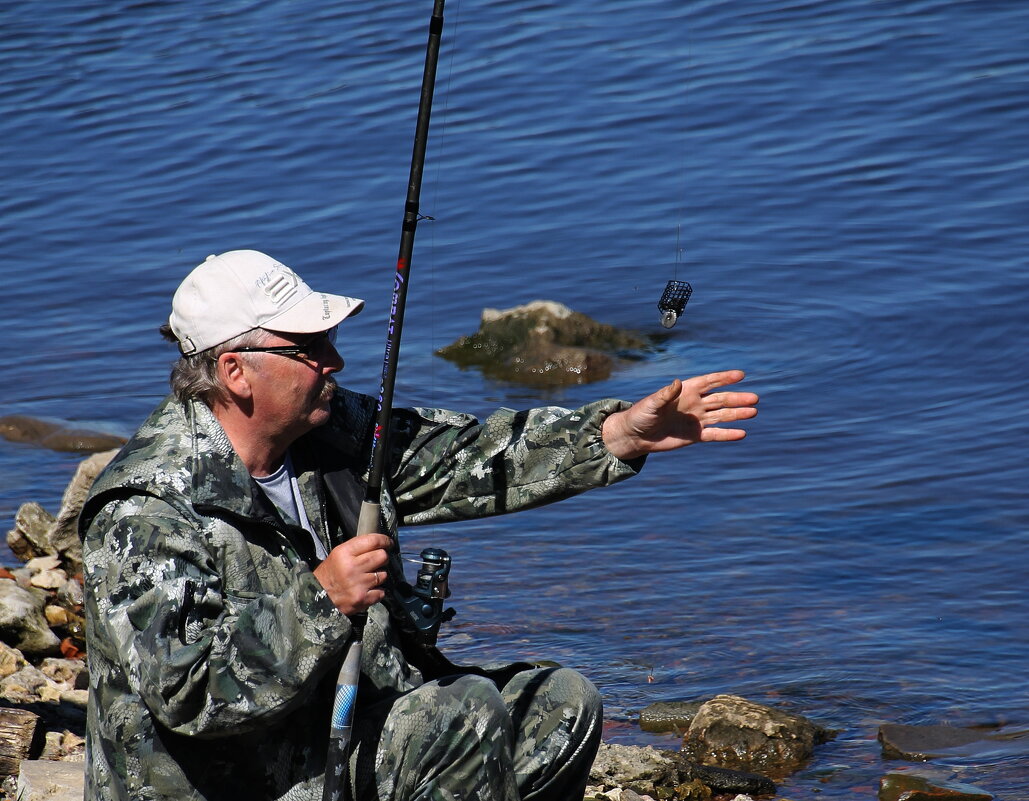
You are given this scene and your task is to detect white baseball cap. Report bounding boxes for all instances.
[169,250,365,355]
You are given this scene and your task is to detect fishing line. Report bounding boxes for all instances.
[656,11,695,330]
[426,0,462,410]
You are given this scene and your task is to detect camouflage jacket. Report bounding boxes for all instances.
[79,387,642,801]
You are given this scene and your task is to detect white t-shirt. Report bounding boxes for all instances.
[252,451,328,561]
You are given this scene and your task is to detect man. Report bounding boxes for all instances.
[80,249,758,801]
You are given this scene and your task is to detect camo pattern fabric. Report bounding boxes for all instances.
[80,388,641,801]
[349,667,603,801]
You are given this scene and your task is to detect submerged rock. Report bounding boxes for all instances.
[680,694,833,778]
[436,300,649,387]
[0,414,126,454]
[879,770,993,801]
[878,724,990,761]
[639,700,707,734]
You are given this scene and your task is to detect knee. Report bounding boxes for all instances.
[431,674,512,730]
[554,668,602,717]
[504,667,603,727]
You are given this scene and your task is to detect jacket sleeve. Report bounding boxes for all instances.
[83,494,351,738]
[386,397,646,525]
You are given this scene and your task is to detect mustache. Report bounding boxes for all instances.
[318,375,339,403]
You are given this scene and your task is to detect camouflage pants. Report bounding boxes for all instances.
[351,667,602,801]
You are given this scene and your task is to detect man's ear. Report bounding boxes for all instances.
[217,352,253,401]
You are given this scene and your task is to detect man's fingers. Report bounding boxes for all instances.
[345,533,392,554]
[703,390,760,409]
[702,403,760,425]
[700,426,748,442]
[651,378,683,410]
[692,369,746,395]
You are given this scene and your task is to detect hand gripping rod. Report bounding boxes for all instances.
[323,3,446,799]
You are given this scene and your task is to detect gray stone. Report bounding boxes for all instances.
[0,641,29,678]
[55,578,83,609]
[17,759,84,801]
[24,556,61,573]
[589,743,672,789]
[29,569,68,591]
[0,665,52,703]
[0,580,60,657]
[39,730,85,762]
[6,502,54,562]
[680,694,832,777]
[39,658,88,691]
[878,724,989,761]
[588,742,775,798]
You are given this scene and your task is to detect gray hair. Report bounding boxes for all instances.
[160,325,273,405]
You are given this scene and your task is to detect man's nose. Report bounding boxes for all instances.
[322,342,344,374]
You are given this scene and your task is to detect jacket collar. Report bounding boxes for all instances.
[186,400,271,521]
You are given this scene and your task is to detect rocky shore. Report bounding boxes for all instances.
[0,452,1006,801]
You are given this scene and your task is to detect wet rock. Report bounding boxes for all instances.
[436,300,649,387]
[6,503,54,563]
[0,414,126,454]
[879,724,989,761]
[640,700,706,734]
[588,743,774,799]
[0,581,60,658]
[879,770,993,800]
[0,416,60,445]
[680,694,832,777]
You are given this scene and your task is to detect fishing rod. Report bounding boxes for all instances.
[323,2,447,799]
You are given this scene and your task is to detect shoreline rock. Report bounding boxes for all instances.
[6,450,117,575]
[680,694,834,778]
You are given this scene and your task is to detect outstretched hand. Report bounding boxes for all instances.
[601,370,758,461]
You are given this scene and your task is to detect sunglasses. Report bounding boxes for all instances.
[232,326,338,363]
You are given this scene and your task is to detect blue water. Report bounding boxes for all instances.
[2,1,1027,797]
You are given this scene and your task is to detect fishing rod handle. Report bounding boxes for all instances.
[322,504,377,801]
[323,633,364,801]
[356,500,382,537]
